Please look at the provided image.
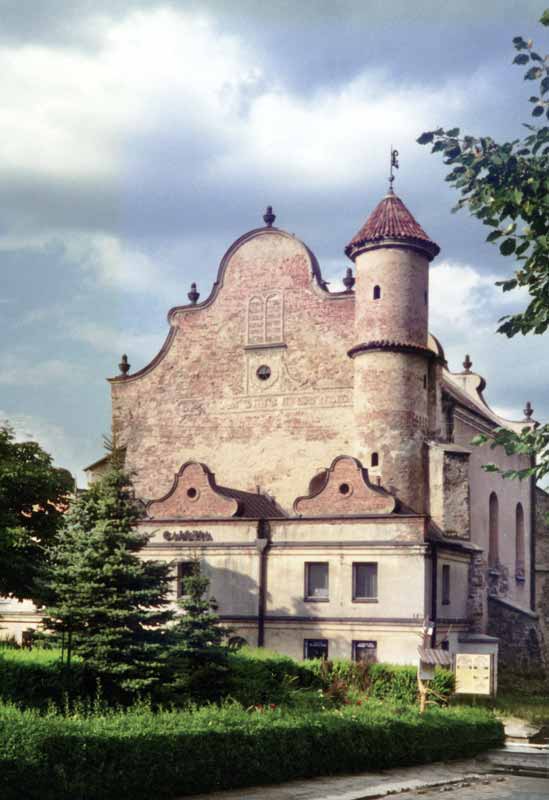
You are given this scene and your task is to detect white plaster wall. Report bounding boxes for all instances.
[437,554,469,620]
[265,548,427,620]
[265,622,422,664]
[272,518,425,543]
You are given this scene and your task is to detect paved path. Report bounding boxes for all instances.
[402,775,549,798]
[189,759,495,800]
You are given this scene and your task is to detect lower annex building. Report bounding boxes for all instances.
[2,188,546,666]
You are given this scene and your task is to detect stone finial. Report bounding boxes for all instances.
[523,400,534,420]
[118,354,130,376]
[263,206,276,227]
[187,282,200,304]
[462,354,472,373]
[342,267,355,292]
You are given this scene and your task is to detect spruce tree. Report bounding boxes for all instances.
[164,564,229,703]
[41,455,174,696]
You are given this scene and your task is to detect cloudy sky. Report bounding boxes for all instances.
[1,0,547,485]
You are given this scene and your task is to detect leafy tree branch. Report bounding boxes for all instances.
[418,12,549,483]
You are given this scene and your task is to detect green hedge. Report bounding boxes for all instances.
[226,648,322,705]
[296,658,454,705]
[0,702,503,800]
[0,647,455,710]
[0,651,97,711]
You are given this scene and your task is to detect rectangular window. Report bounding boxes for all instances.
[441,564,450,606]
[304,639,328,660]
[177,562,197,598]
[353,640,377,663]
[305,562,329,601]
[353,563,378,601]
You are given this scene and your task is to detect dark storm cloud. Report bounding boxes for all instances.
[0,174,119,235]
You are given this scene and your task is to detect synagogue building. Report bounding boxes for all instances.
[3,187,547,666]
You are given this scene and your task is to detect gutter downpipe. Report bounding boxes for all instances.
[431,541,438,647]
[256,519,271,647]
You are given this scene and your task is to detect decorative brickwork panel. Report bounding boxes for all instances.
[147,462,238,519]
[294,456,396,516]
[110,229,355,511]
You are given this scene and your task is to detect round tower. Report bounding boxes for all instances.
[346,189,440,512]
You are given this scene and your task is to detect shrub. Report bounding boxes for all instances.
[0,647,455,710]
[0,650,97,711]
[301,659,454,706]
[225,647,322,706]
[0,701,503,800]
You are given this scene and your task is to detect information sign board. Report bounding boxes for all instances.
[454,653,493,695]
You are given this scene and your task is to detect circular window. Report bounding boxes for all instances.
[186,487,199,500]
[339,483,351,495]
[256,365,271,381]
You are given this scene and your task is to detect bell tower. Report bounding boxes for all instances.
[346,184,440,512]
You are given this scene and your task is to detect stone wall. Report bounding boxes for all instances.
[487,595,543,670]
[535,486,549,668]
[428,442,470,538]
[467,550,487,634]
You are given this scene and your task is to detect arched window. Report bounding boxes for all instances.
[488,492,499,568]
[515,502,525,580]
[373,285,381,300]
[371,452,379,467]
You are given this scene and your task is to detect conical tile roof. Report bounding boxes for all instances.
[345,191,440,261]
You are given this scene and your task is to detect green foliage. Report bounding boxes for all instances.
[417,15,549,483]
[471,426,547,484]
[0,424,74,601]
[161,566,230,703]
[0,701,503,800]
[0,646,455,712]
[368,663,454,705]
[39,458,174,697]
[0,650,96,711]
[306,660,454,705]
[226,647,322,706]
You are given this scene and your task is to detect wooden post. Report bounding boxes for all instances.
[417,669,428,714]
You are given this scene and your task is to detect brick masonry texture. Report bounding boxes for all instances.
[294,456,396,516]
[147,462,238,519]
[98,205,542,669]
[111,230,357,511]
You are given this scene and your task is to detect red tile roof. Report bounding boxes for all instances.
[345,191,440,261]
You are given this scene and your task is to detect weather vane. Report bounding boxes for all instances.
[388,145,399,193]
